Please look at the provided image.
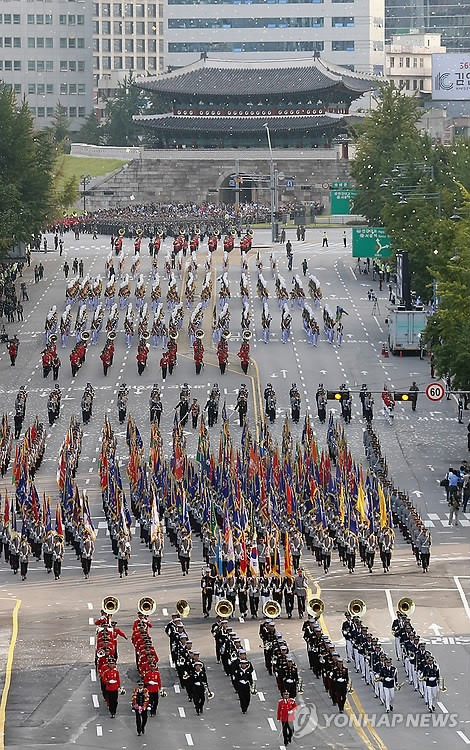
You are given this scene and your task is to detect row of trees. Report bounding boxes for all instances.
[351,82,470,390]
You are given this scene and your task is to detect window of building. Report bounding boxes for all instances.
[419,79,424,88]
[38,107,45,117]
[60,37,67,47]
[159,55,164,69]
[46,83,53,94]
[147,21,156,32]
[46,37,53,47]
[102,20,111,33]
[136,56,145,69]
[77,60,85,70]
[37,37,44,47]
[93,3,99,15]
[46,60,53,70]
[136,39,145,52]
[47,107,54,117]
[78,107,86,117]
[113,3,123,15]
[103,3,111,15]
[93,38,99,51]
[37,83,45,94]
[413,79,418,89]
[3,13,11,23]
[136,21,145,33]
[4,37,12,47]
[78,83,86,94]
[59,13,67,23]
[113,20,122,33]
[125,3,133,15]
[13,15,20,24]
[148,38,156,52]
[419,57,424,67]
[60,83,68,94]
[102,56,111,69]
[332,16,353,26]
[13,37,21,47]
[69,83,77,94]
[69,106,77,118]
[125,39,133,52]
[114,38,122,51]
[28,83,36,94]
[93,20,99,33]
[399,57,403,67]
[125,21,133,33]
[77,37,84,47]
[148,56,157,69]
[168,40,324,52]
[13,60,21,70]
[27,15,35,24]
[332,40,354,51]
[29,107,36,116]
[125,55,134,68]
[147,4,157,16]
[45,14,52,24]
[413,57,417,67]
[37,60,44,71]
[93,56,99,68]
[114,56,123,68]
[405,79,410,90]
[136,4,145,16]
[69,60,76,70]
[28,60,36,71]
[4,61,12,70]
[405,56,410,67]
[14,84,21,95]
[390,56,394,67]
[102,38,111,51]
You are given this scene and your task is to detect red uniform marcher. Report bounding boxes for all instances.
[137,343,149,375]
[193,339,204,375]
[100,342,114,376]
[42,350,51,378]
[217,339,228,375]
[277,692,297,746]
[143,664,162,716]
[160,350,169,380]
[103,662,121,717]
[224,235,234,253]
[208,234,218,252]
[8,338,18,366]
[238,341,250,375]
[70,348,80,376]
[167,340,177,375]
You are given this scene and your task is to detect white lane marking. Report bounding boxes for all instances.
[88,617,94,626]
[185,733,194,746]
[258,691,265,702]
[162,607,168,616]
[373,315,383,332]
[268,717,277,731]
[457,731,470,745]
[89,636,95,646]
[385,589,395,620]
[92,694,99,708]
[96,725,103,737]
[244,638,251,653]
[252,670,257,681]
[87,602,93,610]
[350,267,357,280]
[437,701,448,714]
[90,669,97,682]
[178,706,186,718]
[174,684,181,694]
[428,513,440,520]
[454,576,470,621]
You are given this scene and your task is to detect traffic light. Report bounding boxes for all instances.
[394,392,410,401]
[327,390,348,401]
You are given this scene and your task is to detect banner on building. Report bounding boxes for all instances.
[432,54,470,101]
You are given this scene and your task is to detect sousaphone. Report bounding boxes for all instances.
[81,331,91,342]
[215,599,234,619]
[102,595,120,615]
[136,227,143,237]
[138,596,157,616]
[195,329,205,339]
[348,598,366,617]
[397,597,415,616]
[306,597,324,618]
[242,330,252,341]
[221,330,231,340]
[107,331,117,341]
[262,600,281,619]
[176,599,191,618]
[118,228,125,238]
[49,334,58,344]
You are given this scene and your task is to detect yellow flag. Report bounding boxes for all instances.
[356,483,367,523]
[378,482,387,528]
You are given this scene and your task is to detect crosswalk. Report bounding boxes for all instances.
[424,512,470,528]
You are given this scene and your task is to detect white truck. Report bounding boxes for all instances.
[386,308,427,356]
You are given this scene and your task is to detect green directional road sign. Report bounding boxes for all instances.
[352,227,392,258]
[330,189,357,215]
[330,180,352,190]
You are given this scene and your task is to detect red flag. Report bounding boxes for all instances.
[55,503,64,536]
[240,534,248,576]
[174,441,184,482]
[284,532,293,579]
[286,482,293,516]
[4,490,9,527]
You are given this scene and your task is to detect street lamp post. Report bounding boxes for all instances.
[393,187,442,219]
[81,174,91,213]
[264,124,278,243]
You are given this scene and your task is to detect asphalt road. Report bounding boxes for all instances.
[0,227,469,750]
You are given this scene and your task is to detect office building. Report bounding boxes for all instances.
[385,32,445,94]
[0,0,93,130]
[163,0,385,74]
[93,0,165,112]
[385,0,470,53]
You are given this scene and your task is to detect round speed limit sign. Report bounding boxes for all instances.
[425,383,445,402]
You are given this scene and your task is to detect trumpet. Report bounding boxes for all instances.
[348,598,366,617]
[397,597,415,616]
[138,596,156,616]
[215,599,234,619]
[102,595,120,615]
[176,599,191,618]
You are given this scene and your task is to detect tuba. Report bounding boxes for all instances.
[397,597,415,616]
[138,596,156,616]
[262,600,281,619]
[136,226,143,237]
[107,330,116,341]
[215,599,234,619]
[242,329,252,341]
[176,599,191,618]
[170,331,179,340]
[102,596,120,615]
[49,334,58,344]
[195,329,205,340]
[221,330,231,340]
[348,599,366,617]
[81,331,91,342]
[118,228,125,237]
[307,598,324,618]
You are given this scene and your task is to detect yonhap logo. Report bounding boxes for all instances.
[435,72,454,90]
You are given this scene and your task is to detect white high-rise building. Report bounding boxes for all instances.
[385,32,445,95]
[0,0,93,130]
[93,0,165,112]
[163,0,385,74]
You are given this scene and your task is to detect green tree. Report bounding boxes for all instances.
[424,186,470,389]
[103,73,148,146]
[47,101,71,152]
[75,111,103,145]
[350,83,432,224]
[0,84,57,253]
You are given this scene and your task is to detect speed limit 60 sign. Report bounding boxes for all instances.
[425,383,445,401]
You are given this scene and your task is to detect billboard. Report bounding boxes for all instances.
[432,54,470,100]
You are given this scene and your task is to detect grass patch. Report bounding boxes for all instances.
[55,154,128,190]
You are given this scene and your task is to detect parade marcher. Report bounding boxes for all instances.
[289,384,301,424]
[316,384,327,424]
[277,691,297,746]
[191,398,200,429]
[117,384,129,424]
[160,350,169,380]
[410,381,419,411]
[7,337,19,366]
[234,658,254,713]
[53,532,64,580]
[80,529,94,579]
[149,385,163,425]
[193,337,204,375]
[132,681,150,735]
[191,662,208,715]
[294,569,307,618]
[201,569,214,618]
[238,339,250,375]
[136,341,149,375]
[217,336,229,375]
[118,533,131,577]
[104,660,121,718]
